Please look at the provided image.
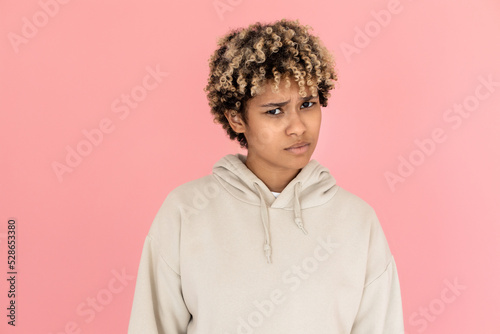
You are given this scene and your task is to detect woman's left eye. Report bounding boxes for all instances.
[266,102,315,116]
[266,108,282,115]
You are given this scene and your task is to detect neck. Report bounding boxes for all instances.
[244,154,301,193]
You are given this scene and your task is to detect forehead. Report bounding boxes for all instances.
[251,78,314,102]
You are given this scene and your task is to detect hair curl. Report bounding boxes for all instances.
[204,18,338,149]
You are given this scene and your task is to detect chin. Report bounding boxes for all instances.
[281,152,312,168]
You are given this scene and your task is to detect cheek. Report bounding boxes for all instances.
[247,121,279,147]
[306,111,322,131]
[256,127,281,147]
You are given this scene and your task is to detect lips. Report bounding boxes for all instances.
[285,142,309,150]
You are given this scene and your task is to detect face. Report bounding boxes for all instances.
[225,77,322,173]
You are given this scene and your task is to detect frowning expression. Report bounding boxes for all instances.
[226,78,322,172]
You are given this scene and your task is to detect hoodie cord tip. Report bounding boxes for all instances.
[295,217,308,235]
[264,244,272,264]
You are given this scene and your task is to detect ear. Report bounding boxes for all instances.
[224,110,246,134]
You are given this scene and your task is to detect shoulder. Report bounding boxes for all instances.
[151,174,219,225]
[331,186,394,276]
[145,174,218,269]
[163,174,220,207]
[333,186,387,241]
[332,185,378,218]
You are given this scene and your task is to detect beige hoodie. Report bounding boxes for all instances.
[128,153,404,333]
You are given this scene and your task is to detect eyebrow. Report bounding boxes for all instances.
[259,95,317,108]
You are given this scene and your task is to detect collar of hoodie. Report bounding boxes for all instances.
[212,153,338,264]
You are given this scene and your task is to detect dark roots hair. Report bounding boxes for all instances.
[204,18,338,149]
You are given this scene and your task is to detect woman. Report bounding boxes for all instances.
[128,18,404,333]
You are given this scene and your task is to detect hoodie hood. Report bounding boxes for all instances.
[212,153,338,264]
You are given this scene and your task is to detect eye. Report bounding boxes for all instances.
[266,108,283,116]
[265,102,316,116]
[302,101,316,108]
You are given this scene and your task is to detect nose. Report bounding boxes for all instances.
[285,110,306,136]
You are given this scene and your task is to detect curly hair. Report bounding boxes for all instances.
[204,18,338,149]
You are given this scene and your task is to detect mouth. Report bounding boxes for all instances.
[285,142,310,154]
[285,142,309,150]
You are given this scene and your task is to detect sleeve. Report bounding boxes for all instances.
[128,235,191,333]
[350,208,405,334]
[350,255,404,334]
[128,194,192,334]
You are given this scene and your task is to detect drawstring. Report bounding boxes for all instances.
[254,182,307,264]
[254,184,272,264]
[293,182,308,235]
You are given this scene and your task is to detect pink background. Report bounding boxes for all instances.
[1,0,499,333]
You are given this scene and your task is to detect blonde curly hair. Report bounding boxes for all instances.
[204,18,338,149]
